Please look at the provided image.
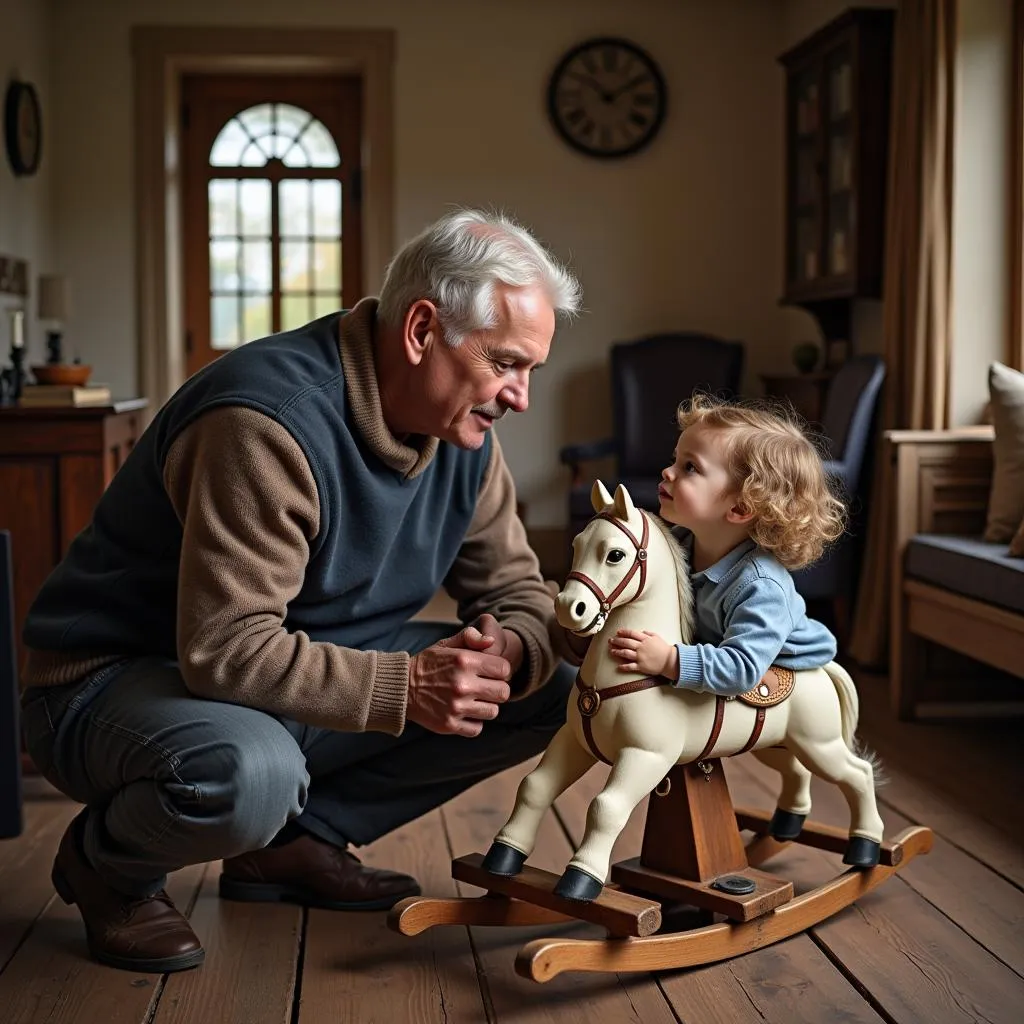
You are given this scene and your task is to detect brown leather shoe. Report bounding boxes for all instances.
[51,812,204,973]
[219,832,420,911]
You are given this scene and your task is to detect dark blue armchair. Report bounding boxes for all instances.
[559,333,745,537]
[792,355,886,645]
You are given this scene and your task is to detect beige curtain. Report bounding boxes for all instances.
[848,0,956,667]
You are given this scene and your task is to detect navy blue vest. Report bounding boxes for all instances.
[24,313,490,656]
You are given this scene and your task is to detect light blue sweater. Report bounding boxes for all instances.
[672,533,837,696]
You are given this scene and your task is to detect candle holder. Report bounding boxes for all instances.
[0,344,25,405]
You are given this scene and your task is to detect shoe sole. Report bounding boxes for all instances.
[218,874,420,911]
[52,863,205,973]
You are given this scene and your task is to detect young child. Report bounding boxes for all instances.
[608,393,846,694]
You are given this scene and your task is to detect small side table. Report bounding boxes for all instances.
[760,372,834,426]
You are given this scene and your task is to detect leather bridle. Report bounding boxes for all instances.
[565,509,650,630]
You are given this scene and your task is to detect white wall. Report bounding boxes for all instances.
[951,0,1011,425]
[0,0,54,367]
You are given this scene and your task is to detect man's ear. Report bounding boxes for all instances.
[402,300,440,366]
[726,499,755,525]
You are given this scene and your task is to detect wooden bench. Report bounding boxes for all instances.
[889,426,1024,719]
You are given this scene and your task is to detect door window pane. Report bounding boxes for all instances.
[243,294,271,340]
[314,240,341,293]
[281,295,311,331]
[313,294,342,319]
[210,239,240,291]
[211,296,240,350]
[210,104,339,169]
[208,179,237,236]
[241,240,271,293]
[239,180,271,236]
[281,241,311,292]
[312,180,341,236]
[280,180,312,237]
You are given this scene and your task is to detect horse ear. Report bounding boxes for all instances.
[591,479,614,512]
[613,483,636,521]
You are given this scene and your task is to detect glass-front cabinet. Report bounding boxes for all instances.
[779,9,894,306]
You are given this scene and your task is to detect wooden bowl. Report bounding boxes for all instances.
[30,364,92,386]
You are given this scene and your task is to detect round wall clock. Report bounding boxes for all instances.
[4,80,43,177]
[547,37,667,159]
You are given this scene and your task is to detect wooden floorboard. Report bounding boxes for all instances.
[1,664,1021,1023]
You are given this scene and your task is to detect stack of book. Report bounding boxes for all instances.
[18,383,112,407]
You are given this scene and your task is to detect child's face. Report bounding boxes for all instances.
[658,425,740,532]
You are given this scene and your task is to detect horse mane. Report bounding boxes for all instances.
[644,512,695,644]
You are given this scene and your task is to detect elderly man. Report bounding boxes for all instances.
[19,209,582,973]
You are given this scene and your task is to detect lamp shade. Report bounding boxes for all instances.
[38,274,69,321]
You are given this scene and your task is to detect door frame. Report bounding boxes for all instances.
[132,26,395,412]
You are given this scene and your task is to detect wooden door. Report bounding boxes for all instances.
[181,74,363,378]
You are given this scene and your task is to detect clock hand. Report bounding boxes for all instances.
[609,74,652,100]
[567,71,613,102]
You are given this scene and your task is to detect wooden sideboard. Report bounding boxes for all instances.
[0,399,148,673]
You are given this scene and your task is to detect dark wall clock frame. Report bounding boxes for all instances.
[547,37,667,159]
[4,80,43,177]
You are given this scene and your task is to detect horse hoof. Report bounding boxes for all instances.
[482,841,526,876]
[769,808,807,841]
[553,867,603,902]
[843,836,881,868]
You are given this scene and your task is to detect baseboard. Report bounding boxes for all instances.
[527,526,569,583]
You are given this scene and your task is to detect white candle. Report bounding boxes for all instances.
[10,310,25,349]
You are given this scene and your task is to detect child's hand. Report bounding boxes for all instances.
[608,629,678,679]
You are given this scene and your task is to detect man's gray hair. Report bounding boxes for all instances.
[377,209,582,345]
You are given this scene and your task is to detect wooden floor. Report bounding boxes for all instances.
[1,670,1022,1024]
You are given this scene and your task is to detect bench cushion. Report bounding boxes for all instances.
[906,534,1024,614]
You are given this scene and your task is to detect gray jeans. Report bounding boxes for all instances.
[21,621,573,898]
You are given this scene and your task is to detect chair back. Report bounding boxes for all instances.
[611,333,744,477]
[0,530,23,838]
[820,355,886,478]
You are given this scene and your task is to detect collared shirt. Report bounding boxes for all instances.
[672,531,837,696]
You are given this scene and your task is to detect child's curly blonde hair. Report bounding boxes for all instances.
[676,393,846,570]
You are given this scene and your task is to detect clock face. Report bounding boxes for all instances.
[4,81,42,177]
[547,38,666,159]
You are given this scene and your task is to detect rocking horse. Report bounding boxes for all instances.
[388,482,933,982]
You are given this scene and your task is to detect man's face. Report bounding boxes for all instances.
[418,284,555,449]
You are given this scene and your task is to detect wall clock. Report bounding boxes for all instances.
[547,37,667,159]
[4,80,43,177]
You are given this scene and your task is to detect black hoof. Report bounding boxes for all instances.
[481,841,526,876]
[769,808,807,841]
[843,835,881,868]
[552,866,603,902]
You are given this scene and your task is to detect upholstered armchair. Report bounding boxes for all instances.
[791,355,886,642]
[559,333,745,538]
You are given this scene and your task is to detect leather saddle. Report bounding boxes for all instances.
[737,665,796,708]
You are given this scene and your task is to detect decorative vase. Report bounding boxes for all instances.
[792,342,820,374]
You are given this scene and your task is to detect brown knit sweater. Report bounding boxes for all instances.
[23,299,569,735]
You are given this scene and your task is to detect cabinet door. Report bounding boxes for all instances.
[789,62,824,287]
[824,43,854,282]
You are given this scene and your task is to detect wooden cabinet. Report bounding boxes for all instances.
[779,8,894,340]
[761,372,834,427]
[0,400,147,673]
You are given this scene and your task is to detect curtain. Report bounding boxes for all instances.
[848,0,956,667]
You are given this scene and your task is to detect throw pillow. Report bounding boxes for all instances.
[1010,513,1024,557]
[983,362,1024,543]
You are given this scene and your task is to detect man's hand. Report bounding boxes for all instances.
[608,628,678,679]
[407,623,512,737]
[469,613,524,679]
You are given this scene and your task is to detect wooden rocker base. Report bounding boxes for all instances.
[386,763,935,982]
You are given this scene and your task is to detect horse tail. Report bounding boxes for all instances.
[822,660,859,750]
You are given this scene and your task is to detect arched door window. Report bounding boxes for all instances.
[182,75,363,377]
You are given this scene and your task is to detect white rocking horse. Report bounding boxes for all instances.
[389,482,933,982]
[480,481,886,900]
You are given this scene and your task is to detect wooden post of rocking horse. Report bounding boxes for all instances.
[611,761,796,922]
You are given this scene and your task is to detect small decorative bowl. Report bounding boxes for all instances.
[30,364,92,386]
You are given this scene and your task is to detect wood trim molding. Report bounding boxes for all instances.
[131,26,395,411]
[1011,0,1024,370]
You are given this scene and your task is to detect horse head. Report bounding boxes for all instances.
[555,481,652,637]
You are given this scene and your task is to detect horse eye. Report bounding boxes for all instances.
[606,549,626,564]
